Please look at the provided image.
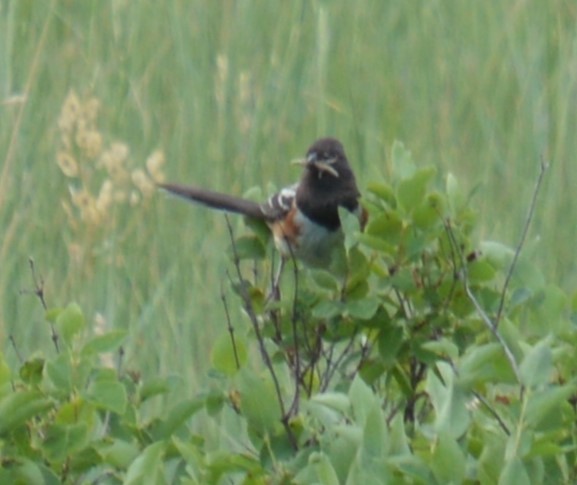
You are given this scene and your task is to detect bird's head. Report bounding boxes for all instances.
[293,137,350,180]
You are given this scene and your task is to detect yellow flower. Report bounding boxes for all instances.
[146,150,166,182]
[70,187,94,211]
[57,152,79,178]
[58,90,81,132]
[132,169,155,198]
[83,97,101,124]
[110,142,129,164]
[96,180,113,213]
[100,149,129,182]
[82,130,102,159]
[129,190,140,206]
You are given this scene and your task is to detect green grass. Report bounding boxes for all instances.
[1,0,576,390]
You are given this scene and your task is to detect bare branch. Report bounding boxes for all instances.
[282,238,302,417]
[472,390,511,436]
[495,159,548,327]
[21,258,59,353]
[9,335,23,363]
[444,220,522,383]
[223,215,297,449]
[221,279,240,371]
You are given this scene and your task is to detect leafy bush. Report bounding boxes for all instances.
[1,142,575,484]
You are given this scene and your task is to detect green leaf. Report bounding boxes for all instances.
[238,369,281,434]
[96,439,140,469]
[524,383,576,429]
[339,206,361,253]
[388,413,411,456]
[1,458,48,484]
[148,397,205,439]
[478,440,505,484]
[396,166,437,213]
[211,332,247,376]
[361,404,387,461]
[421,339,459,361]
[125,441,166,485]
[139,377,175,402]
[446,172,464,213]
[519,337,553,388]
[309,268,340,292]
[426,363,470,438]
[84,370,127,414]
[365,211,403,245]
[45,353,74,392]
[312,300,344,319]
[386,454,433,483]
[45,306,64,323]
[205,390,226,416]
[391,140,415,179]
[243,214,271,243]
[366,182,395,205]
[310,452,340,485]
[171,435,203,468]
[467,260,497,282]
[357,233,393,253]
[42,423,90,463]
[499,457,530,485]
[345,297,380,320]
[0,353,11,395]
[458,343,512,387]
[479,240,515,269]
[412,192,445,229]
[310,392,351,415]
[377,324,404,367]
[0,390,53,435]
[55,302,86,347]
[19,358,44,385]
[349,374,378,426]
[324,426,361,483]
[81,330,127,355]
[430,432,466,484]
[228,235,266,260]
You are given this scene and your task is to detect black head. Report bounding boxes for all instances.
[304,137,351,179]
[296,137,361,230]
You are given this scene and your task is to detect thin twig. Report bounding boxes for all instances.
[472,390,511,436]
[21,258,59,353]
[285,238,301,416]
[223,215,297,449]
[9,335,23,363]
[221,278,240,371]
[445,359,511,435]
[495,159,548,327]
[117,346,125,375]
[321,327,359,391]
[444,220,521,383]
[26,257,47,310]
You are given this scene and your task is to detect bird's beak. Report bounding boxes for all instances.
[291,155,339,178]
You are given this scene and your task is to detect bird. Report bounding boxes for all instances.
[159,137,366,268]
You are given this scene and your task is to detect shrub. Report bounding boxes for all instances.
[1,142,575,484]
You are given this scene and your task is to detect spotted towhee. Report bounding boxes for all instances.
[159,137,366,267]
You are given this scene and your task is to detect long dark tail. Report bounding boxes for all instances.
[158,183,266,220]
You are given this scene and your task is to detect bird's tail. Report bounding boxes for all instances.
[158,183,266,220]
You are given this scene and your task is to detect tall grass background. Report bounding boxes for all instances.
[1,1,575,399]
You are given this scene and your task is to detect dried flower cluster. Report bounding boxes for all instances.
[57,90,165,229]
[56,90,166,269]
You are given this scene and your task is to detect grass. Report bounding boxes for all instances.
[1,0,576,393]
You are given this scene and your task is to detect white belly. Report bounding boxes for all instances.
[274,210,343,267]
